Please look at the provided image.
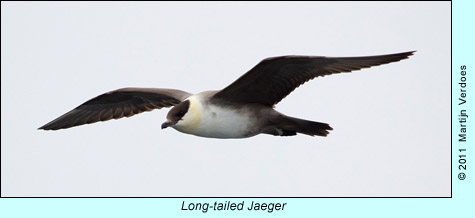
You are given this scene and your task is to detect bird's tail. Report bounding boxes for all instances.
[275,115,333,137]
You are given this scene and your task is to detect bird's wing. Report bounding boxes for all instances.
[212,51,415,106]
[39,88,192,130]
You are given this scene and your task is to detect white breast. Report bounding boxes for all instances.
[172,95,257,138]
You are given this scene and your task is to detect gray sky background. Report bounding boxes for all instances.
[1,2,450,197]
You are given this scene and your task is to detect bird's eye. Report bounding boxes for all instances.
[177,111,186,117]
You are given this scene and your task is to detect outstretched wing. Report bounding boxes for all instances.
[39,88,192,130]
[213,51,415,106]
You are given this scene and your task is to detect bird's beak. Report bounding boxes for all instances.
[161,121,173,129]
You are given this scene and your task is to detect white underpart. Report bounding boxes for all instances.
[172,94,256,138]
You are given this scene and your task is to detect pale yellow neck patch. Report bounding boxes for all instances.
[173,96,202,133]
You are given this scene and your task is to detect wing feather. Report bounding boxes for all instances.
[213,51,415,106]
[39,88,191,130]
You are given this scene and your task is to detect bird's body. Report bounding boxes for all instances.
[39,51,415,139]
[176,92,258,138]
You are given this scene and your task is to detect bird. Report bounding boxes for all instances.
[39,51,415,138]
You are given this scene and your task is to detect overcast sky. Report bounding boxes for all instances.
[1,2,450,197]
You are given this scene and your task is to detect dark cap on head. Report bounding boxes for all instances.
[162,100,190,129]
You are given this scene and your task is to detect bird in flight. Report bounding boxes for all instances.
[39,51,414,138]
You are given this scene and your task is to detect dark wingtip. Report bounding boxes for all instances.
[38,122,64,131]
[407,50,416,56]
[399,50,416,59]
[38,125,53,131]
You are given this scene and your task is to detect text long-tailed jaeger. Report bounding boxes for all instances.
[39,51,415,138]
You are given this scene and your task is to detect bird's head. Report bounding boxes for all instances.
[161,98,201,133]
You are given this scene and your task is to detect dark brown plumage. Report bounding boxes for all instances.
[213,51,415,106]
[39,88,191,130]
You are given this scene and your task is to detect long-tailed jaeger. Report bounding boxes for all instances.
[39,51,414,138]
